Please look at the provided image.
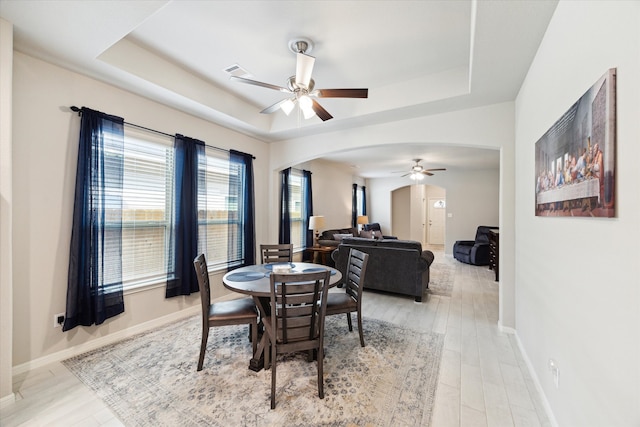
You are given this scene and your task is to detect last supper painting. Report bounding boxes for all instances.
[535,68,616,217]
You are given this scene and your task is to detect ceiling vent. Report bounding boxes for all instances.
[223,64,251,78]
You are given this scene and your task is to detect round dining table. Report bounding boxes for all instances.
[223,262,342,371]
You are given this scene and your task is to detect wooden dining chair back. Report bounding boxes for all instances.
[326,248,370,347]
[193,254,258,371]
[264,269,331,409]
[260,244,293,264]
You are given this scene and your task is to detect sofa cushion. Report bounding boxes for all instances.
[341,237,378,246]
[377,239,423,252]
[332,233,353,241]
[359,230,382,239]
[319,227,357,241]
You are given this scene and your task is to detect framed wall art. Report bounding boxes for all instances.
[535,68,616,217]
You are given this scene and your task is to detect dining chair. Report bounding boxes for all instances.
[260,244,293,264]
[325,248,370,347]
[263,270,331,409]
[193,254,258,371]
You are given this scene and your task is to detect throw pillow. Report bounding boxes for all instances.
[333,233,353,241]
[372,230,383,239]
[360,230,374,239]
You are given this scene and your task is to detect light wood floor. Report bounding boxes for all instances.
[1,246,551,427]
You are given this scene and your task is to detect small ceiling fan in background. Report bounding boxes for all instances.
[227,38,368,121]
[394,159,447,180]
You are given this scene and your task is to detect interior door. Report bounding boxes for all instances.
[427,197,446,245]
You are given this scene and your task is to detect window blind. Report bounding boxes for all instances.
[119,128,174,288]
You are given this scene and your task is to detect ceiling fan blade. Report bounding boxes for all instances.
[424,168,447,172]
[311,99,333,121]
[260,98,296,114]
[295,53,315,88]
[400,172,410,177]
[230,76,292,93]
[315,88,368,98]
[421,171,434,176]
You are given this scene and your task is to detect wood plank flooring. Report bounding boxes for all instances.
[0,246,551,426]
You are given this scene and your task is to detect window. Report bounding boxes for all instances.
[288,169,306,250]
[110,128,250,290]
[356,186,364,216]
[119,128,175,290]
[200,148,244,270]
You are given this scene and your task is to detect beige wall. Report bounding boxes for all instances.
[10,53,269,369]
[0,18,14,405]
[370,168,499,252]
[514,1,639,425]
[391,186,411,239]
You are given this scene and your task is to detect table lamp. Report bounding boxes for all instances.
[308,215,325,247]
[357,215,369,231]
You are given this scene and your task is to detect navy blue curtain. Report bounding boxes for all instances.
[228,150,255,268]
[362,186,367,216]
[279,168,291,244]
[166,134,205,297]
[303,170,313,257]
[351,183,358,228]
[63,107,125,331]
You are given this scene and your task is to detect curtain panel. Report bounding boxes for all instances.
[279,168,291,244]
[228,150,256,268]
[64,107,125,331]
[362,186,367,216]
[303,170,313,249]
[351,183,358,228]
[166,134,205,297]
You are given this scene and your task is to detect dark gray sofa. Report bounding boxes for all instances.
[331,237,435,302]
[317,227,358,247]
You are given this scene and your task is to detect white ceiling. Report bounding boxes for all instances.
[0,0,558,178]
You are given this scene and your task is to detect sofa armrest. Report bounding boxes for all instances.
[421,250,435,267]
[470,243,491,265]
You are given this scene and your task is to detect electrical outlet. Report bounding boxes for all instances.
[53,313,65,328]
[548,359,559,388]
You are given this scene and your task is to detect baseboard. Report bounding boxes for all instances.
[12,305,200,377]
[511,332,559,427]
[0,392,16,409]
[498,321,516,335]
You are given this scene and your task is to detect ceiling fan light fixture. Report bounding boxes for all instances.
[410,172,424,181]
[302,105,316,120]
[298,95,315,118]
[280,99,295,115]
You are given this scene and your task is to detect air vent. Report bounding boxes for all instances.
[223,64,251,78]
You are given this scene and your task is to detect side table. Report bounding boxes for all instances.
[306,246,335,265]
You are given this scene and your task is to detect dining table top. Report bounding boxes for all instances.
[222,262,342,298]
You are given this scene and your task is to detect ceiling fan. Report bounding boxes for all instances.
[394,159,447,180]
[228,38,368,121]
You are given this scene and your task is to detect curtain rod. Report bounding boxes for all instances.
[69,106,255,159]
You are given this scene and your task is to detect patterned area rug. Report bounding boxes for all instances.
[64,315,443,427]
[428,257,456,297]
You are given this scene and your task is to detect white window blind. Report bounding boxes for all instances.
[201,148,243,270]
[288,170,305,250]
[120,128,174,289]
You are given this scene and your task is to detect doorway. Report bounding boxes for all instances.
[427,197,446,245]
[391,184,446,245]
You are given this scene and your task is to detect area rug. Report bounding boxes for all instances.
[63,314,443,427]
[428,258,456,297]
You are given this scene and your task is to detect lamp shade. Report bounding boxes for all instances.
[308,215,325,230]
[356,215,369,225]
